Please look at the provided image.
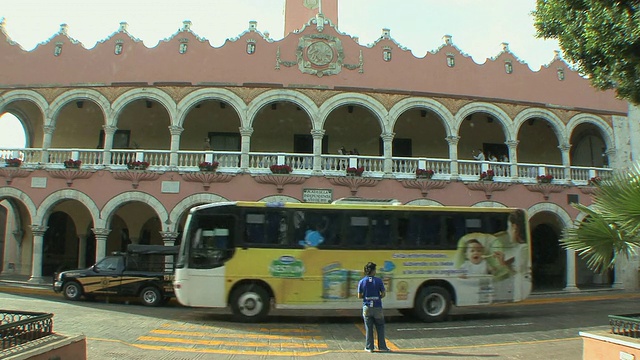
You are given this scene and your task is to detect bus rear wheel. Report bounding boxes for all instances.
[231,284,270,322]
[414,286,451,322]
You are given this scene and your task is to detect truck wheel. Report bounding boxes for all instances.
[230,284,270,322]
[140,286,162,306]
[63,281,83,301]
[414,286,451,322]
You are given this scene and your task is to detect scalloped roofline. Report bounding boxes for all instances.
[0,14,565,73]
[96,21,143,46]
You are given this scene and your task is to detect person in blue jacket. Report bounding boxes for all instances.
[357,262,390,352]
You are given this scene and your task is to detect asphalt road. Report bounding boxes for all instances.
[2,287,639,359]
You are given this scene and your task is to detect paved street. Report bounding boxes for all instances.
[1,284,639,359]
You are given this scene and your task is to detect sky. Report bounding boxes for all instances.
[0,0,560,148]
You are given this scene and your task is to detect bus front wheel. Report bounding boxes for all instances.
[231,284,270,322]
[414,286,451,322]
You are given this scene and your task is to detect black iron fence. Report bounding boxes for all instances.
[609,314,640,338]
[0,310,53,350]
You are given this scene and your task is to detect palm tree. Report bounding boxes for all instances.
[562,163,640,272]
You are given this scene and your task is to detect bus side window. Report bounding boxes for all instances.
[265,211,287,245]
[245,213,266,244]
[405,215,421,247]
[371,215,391,246]
[347,215,369,247]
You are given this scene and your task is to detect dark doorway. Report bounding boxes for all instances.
[531,224,565,290]
[483,143,508,161]
[379,138,412,157]
[294,134,328,154]
[43,212,78,276]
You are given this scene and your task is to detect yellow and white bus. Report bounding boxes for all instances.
[173,199,532,322]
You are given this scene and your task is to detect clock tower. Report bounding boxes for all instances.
[284,0,339,35]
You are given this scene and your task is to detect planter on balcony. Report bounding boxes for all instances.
[416,169,434,179]
[198,161,219,172]
[63,159,82,169]
[269,164,292,175]
[479,169,494,181]
[346,166,364,177]
[5,158,22,167]
[127,161,149,170]
[537,174,554,184]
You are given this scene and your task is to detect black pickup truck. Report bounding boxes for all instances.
[53,244,178,306]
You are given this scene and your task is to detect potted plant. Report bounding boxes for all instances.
[127,160,150,170]
[269,164,292,174]
[537,174,554,184]
[198,161,219,172]
[588,176,602,186]
[63,159,82,169]
[346,166,365,177]
[416,168,434,179]
[480,169,494,181]
[5,158,22,167]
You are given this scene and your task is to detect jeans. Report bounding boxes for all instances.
[363,306,387,350]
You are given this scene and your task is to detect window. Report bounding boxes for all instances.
[208,132,241,151]
[98,130,131,149]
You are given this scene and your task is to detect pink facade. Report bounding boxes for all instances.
[0,2,633,292]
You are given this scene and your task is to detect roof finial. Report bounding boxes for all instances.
[319,0,322,14]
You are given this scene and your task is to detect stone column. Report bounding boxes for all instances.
[381,132,394,175]
[564,249,579,292]
[239,127,253,170]
[446,136,460,178]
[102,125,117,165]
[558,142,572,183]
[40,125,55,163]
[311,129,325,173]
[161,231,180,273]
[506,140,519,180]
[612,251,636,290]
[604,148,617,170]
[168,125,184,168]
[92,228,111,262]
[28,225,48,284]
[77,233,86,268]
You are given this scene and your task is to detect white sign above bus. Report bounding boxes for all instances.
[302,188,333,203]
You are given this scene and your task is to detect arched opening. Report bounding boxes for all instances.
[570,125,608,167]
[181,100,242,152]
[251,101,313,153]
[108,202,163,253]
[458,112,507,160]
[393,108,448,158]
[517,117,561,164]
[529,210,567,291]
[0,112,27,148]
[43,211,78,276]
[531,223,565,290]
[324,104,379,156]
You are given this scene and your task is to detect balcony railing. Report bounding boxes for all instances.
[0,147,613,185]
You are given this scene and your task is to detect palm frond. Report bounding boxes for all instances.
[563,204,640,273]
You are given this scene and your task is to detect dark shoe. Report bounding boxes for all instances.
[379,348,391,352]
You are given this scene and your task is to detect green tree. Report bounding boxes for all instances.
[562,163,640,272]
[533,0,640,104]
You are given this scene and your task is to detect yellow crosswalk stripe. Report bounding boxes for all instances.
[138,335,329,349]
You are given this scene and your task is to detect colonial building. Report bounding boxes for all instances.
[0,1,637,291]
